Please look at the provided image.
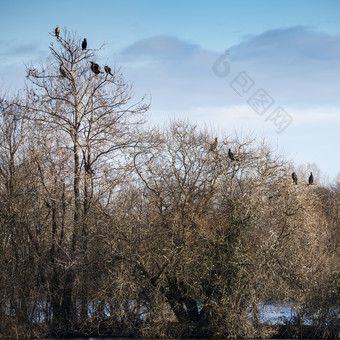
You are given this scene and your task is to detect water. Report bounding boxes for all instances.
[259,302,294,324]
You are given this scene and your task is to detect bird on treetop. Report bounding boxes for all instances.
[104,65,113,76]
[209,137,218,152]
[292,172,298,185]
[90,61,101,74]
[82,38,87,50]
[228,148,235,161]
[308,172,314,185]
[55,25,60,39]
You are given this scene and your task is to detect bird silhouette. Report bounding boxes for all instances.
[308,172,314,185]
[82,38,87,50]
[84,163,95,175]
[90,61,101,74]
[104,65,113,76]
[209,137,218,152]
[60,64,67,77]
[228,148,235,161]
[55,25,60,39]
[292,172,298,185]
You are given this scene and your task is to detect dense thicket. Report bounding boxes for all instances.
[0,31,339,339]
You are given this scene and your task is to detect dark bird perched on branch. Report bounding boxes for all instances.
[228,148,235,161]
[90,61,101,74]
[209,137,218,152]
[55,25,60,39]
[82,38,87,50]
[84,163,95,175]
[104,65,113,76]
[308,172,314,185]
[59,64,67,77]
[292,172,298,185]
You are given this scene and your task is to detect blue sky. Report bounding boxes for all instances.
[1,0,340,182]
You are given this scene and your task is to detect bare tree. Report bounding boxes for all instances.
[0,95,47,334]
[107,121,292,337]
[24,29,149,329]
[0,30,339,339]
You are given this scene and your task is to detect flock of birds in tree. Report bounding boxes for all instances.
[209,137,239,162]
[292,171,314,186]
[55,25,318,188]
[210,138,315,186]
[55,26,113,77]
[210,138,236,161]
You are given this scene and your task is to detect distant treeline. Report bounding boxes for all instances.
[0,30,339,339]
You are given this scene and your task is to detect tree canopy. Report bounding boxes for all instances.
[0,29,339,339]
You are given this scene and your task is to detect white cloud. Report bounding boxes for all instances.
[118,28,340,111]
[116,29,340,179]
[119,36,201,62]
[232,26,340,62]
[147,103,340,181]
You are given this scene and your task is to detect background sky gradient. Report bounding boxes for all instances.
[1,0,340,182]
